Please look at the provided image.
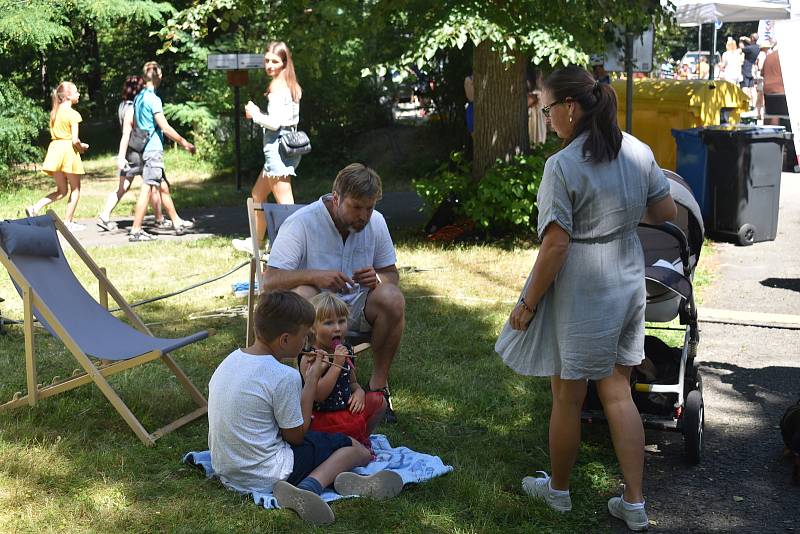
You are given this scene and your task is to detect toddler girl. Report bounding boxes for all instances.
[298,292,385,449]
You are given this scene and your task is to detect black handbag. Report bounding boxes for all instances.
[279,129,311,157]
[127,107,152,153]
[127,127,151,153]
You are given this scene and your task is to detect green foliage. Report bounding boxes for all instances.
[163,101,220,161]
[365,7,589,79]
[414,136,562,235]
[0,0,70,51]
[0,79,47,178]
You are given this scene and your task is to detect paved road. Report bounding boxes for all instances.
[69,192,426,249]
[638,173,800,533]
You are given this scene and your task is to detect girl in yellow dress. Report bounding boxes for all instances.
[27,81,89,231]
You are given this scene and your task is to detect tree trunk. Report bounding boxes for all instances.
[40,52,49,108]
[84,23,104,111]
[472,41,529,181]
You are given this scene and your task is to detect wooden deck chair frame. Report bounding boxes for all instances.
[0,211,209,447]
[243,199,372,355]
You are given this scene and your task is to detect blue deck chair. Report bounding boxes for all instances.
[0,212,209,446]
[244,199,372,352]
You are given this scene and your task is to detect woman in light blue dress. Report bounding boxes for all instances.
[495,66,676,531]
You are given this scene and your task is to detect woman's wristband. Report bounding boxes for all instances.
[518,297,535,313]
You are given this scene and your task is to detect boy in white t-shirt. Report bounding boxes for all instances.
[208,290,403,524]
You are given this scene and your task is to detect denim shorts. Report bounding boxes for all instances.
[262,128,301,177]
[287,431,352,485]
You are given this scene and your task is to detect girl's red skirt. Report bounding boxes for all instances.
[310,391,384,449]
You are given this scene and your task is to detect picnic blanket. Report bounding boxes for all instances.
[182,434,453,509]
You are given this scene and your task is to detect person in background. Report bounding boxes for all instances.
[527,67,547,146]
[464,73,474,159]
[720,37,743,85]
[232,41,303,256]
[698,56,710,80]
[740,34,760,107]
[27,81,89,232]
[754,39,771,122]
[762,42,797,170]
[96,75,164,232]
[127,61,196,242]
[590,55,611,85]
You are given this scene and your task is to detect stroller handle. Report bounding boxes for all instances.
[638,221,691,276]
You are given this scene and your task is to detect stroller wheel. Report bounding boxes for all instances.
[683,390,704,465]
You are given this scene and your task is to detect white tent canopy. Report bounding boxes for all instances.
[674,0,791,25]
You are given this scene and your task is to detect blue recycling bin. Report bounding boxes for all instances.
[672,128,710,219]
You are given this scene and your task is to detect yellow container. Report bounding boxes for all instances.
[611,79,750,170]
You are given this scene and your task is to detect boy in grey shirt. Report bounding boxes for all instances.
[208,290,403,524]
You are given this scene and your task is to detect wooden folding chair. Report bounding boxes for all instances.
[0,212,209,446]
[243,200,372,354]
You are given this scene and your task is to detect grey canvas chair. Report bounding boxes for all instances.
[244,199,371,353]
[0,212,209,446]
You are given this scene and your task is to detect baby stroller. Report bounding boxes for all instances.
[583,170,706,464]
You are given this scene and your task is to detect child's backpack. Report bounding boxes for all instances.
[780,398,800,485]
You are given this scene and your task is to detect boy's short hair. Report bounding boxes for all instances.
[333,163,382,201]
[142,61,162,83]
[309,292,350,323]
[253,290,315,342]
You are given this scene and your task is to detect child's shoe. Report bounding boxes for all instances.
[334,470,403,500]
[521,471,572,512]
[273,480,334,525]
[608,496,649,531]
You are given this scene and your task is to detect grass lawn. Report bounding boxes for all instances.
[0,230,715,532]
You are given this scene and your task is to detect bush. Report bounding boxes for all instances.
[413,136,561,236]
[0,79,46,179]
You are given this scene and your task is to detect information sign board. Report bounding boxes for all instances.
[207,54,238,70]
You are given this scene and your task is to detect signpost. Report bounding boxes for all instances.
[593,27,655,133]
[207,53,264,190]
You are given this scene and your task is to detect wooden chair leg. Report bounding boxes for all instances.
[22,287,37,407]
[246,258,257,346]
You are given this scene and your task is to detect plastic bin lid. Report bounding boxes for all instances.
[699,125,793,140]
[671,127,703,139]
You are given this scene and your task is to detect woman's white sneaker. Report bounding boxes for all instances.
[608,496,649,531]
[521,471,572,512]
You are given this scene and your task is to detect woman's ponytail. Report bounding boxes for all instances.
[543,66,622,164]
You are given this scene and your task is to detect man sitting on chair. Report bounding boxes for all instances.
[262,163,404,423]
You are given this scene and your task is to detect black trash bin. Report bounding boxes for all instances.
[699,125,793,246]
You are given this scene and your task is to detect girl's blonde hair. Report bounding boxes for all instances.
[50,81,76,127]
[308,292,350,324]
[725,37,737,52]
[265,41,302,102]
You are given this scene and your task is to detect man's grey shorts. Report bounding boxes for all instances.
[347,290,372,333]
[142,150,166,186]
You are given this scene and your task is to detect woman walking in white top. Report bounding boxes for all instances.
[234,41,302,254]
